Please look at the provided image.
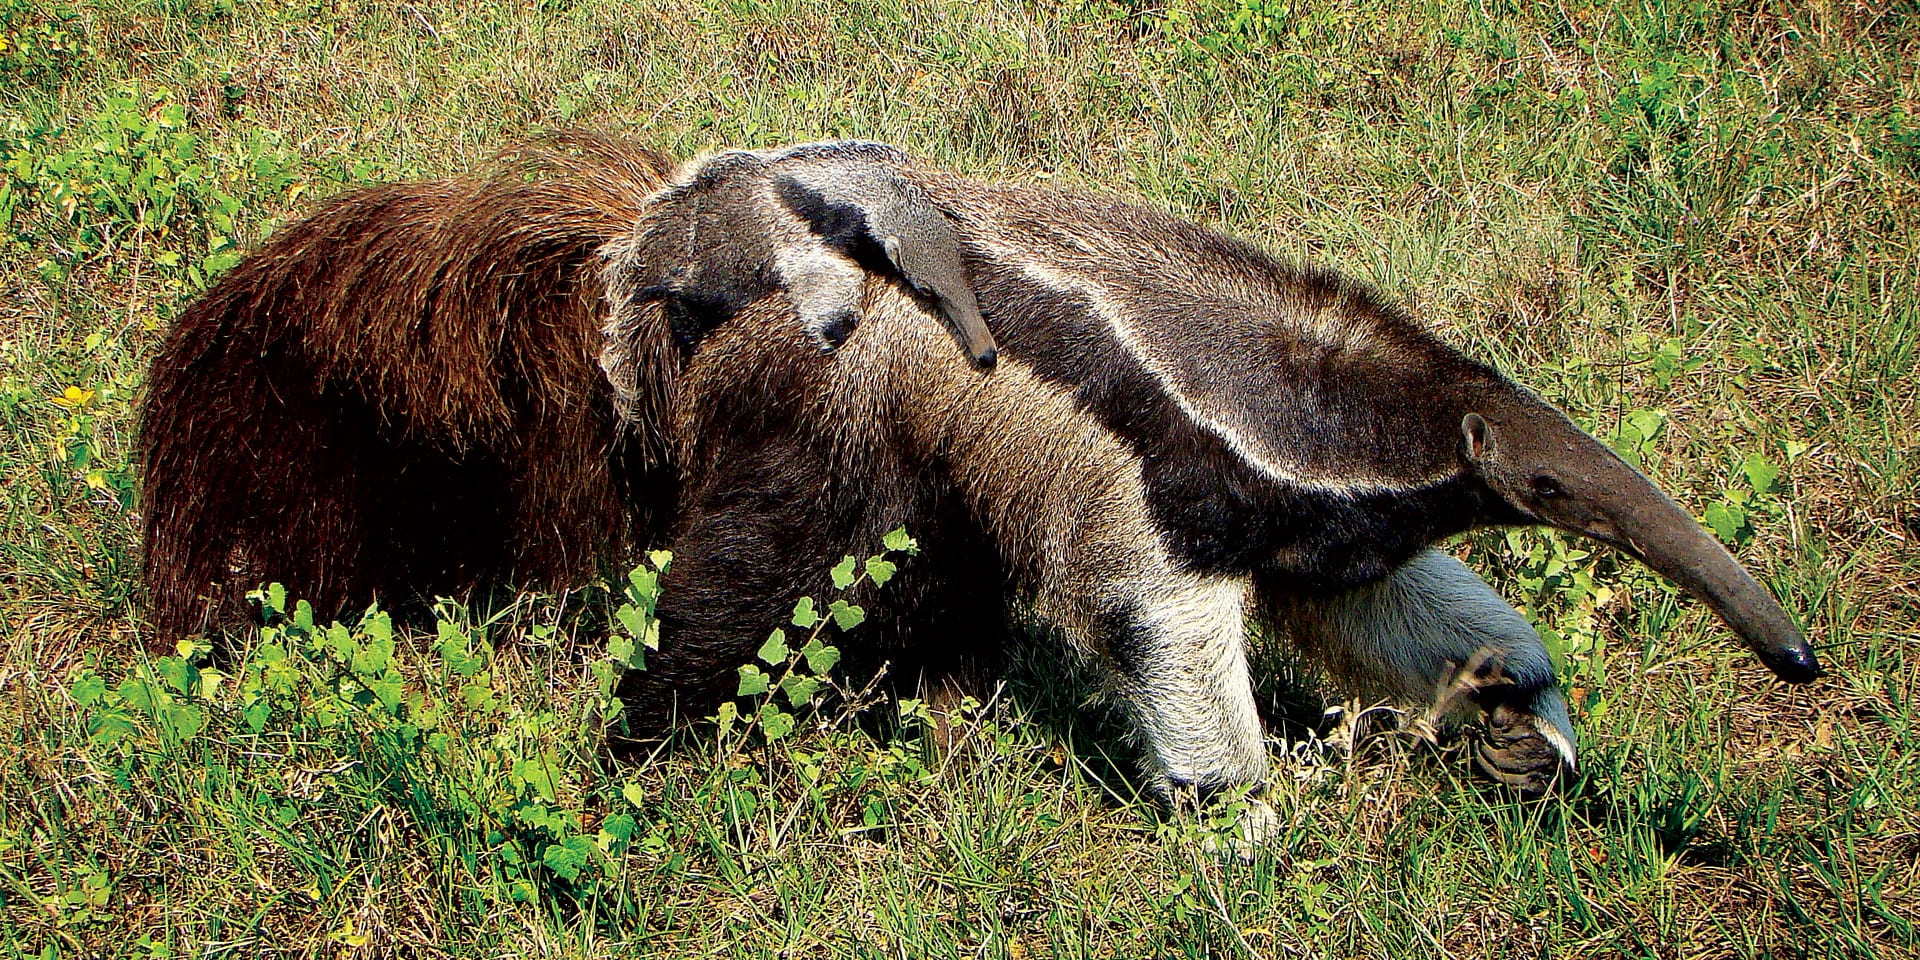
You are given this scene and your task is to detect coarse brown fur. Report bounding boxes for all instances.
[138,135,681,645]
[142,136,1810,802]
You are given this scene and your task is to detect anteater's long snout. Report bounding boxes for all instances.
[1586,469,1820,682]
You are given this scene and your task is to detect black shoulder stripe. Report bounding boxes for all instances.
[774,176,872,254]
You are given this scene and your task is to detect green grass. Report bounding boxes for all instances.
[2,0,1916,955]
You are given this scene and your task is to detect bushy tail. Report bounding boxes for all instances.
[138,134,681,645]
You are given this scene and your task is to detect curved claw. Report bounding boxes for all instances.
[1472,687,1577,795]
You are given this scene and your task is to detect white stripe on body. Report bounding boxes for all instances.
[985,245,1455,498]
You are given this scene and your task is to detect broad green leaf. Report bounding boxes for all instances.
[243,698,271,733]
[647,550,673,573]
[162,703,205,744]
[514,757,559,803]
[830,556,857,589]
[782,674,821,707]
[542,836,594,883]
[363,610,393,644]
[801,641,841,675]
[1625,408,1665,446]
[327,623,354,661]
[293,599,315,633]
[865,556,897,587]
[621,783,645,808]
[791,597,821,628]
[828,599,865,630]
[91,710,136,746]
[119,676,157,713]
[1742,453,1780,495]
[714,700,738,736]
[736,664,769,697]
[758,629,790,665]
[883,527,918,554]
[267,582,287,615]
[351,636,391,676]
[71,672,106,707]
[599,814,637,852]
[368,673,405,712]
[615,603,648,639]
[156,657,196,697]
[759,703,795,740]
[626,566,658,604]
[196,667,226,700]
[607,633,635,668]
[1704,501,1744,544]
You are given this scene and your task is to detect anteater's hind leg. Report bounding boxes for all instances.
[1269,548,1576,792]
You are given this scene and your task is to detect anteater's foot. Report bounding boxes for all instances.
[1474,702,1566,794]
[1471,683,1577,795]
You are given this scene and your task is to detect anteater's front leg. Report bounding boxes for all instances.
[1103,574,1269,797]
[1264,548,1577,791]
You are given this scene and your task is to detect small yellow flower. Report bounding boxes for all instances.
[51,385,95,408]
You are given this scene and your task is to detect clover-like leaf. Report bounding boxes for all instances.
[831,556,858,589]
[828,599,865,630]
[801,640,841,675]
[736,664,769,697]
[621,783,645,808]
[758,629,790,665]
[864,556,897,587]
[791,596,821,629]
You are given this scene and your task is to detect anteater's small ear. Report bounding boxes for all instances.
[881,235,906,272]
[1461,412,1491,462]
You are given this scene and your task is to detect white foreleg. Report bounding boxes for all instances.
[1273,547,1576,785]
[1117,574,1269,793]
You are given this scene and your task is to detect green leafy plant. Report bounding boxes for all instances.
[1702,449,1791,550]
[716,526,919,746]
[0,0,85,87]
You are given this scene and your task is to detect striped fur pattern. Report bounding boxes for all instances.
[599,141,994,425]
[145,136,1809,804]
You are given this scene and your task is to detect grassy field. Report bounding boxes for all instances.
[2,0,1916,956]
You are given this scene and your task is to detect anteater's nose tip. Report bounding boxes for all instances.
[1760,643,1822,684]
[975,346,998,369]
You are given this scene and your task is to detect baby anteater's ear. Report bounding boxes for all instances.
[774,163,999,369]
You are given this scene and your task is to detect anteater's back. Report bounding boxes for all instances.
[138,135,679,645]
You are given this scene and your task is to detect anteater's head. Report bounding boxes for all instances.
[1458,385,1819,683]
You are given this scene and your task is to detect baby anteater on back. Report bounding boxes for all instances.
[608,141,998,369]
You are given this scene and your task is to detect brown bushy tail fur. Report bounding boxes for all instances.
[139,134,680,646]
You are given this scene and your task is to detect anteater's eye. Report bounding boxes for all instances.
[1532,474,1566,499]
